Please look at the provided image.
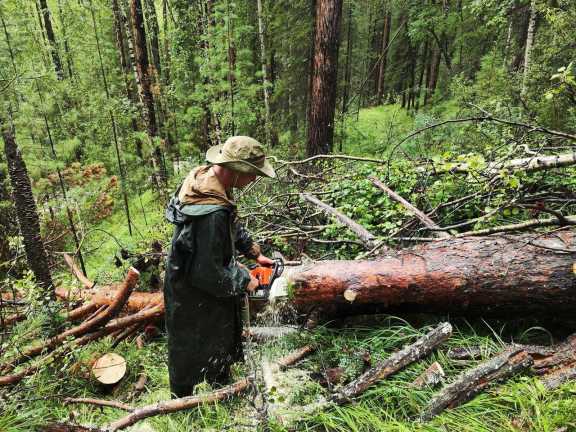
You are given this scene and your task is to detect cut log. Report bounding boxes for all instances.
[301,193,379,249]
[411,361,445,389]
[332,322,452,404]
[284,231,576,317]
[420,349,533,421]
[1,268,139,373]
[55,285,163,313]
[0,305,162,387]
[369,177,450,239]
[92,353,127,385]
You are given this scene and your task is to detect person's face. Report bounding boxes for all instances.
[233,173,257,189]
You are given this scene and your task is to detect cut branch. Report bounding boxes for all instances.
[1,268,139,373]
[369,177,449,238]
[301,193,378,249]
[332,322,452,404]
[420,349,533,421]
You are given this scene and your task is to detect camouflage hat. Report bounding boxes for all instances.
[206,136,276,178]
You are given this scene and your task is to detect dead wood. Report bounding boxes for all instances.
[453,216,576,238]
[411,361,445,389]
[1,311,26,328]
[41,423,104,432]
[420,349,533,421]
[64,397,134,412]
[286,231,576,317]
[92,353,127,385]
[300,193,378,249]
[332,322,452,404]
[55,285,163,313]
[540,363,576,390]
[63,253,95,289]
[64,302,98,322]
[0,305,162,387]
[369,177,450,238]
[431,152,576,175]
[1,268,139,373]
[106,377,251,431]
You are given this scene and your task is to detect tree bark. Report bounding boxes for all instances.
[306,0,343,156]
[143,0,161,78]
[1,115,54,295]
[37,0,63,79]
[425,45,440,105]
[420,349,533,421]
[129,0,165,183]
[332,322,452,404]
[284,231,576,317]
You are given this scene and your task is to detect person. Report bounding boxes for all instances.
[163,135,276,398]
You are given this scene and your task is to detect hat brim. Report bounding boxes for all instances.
[206,144,276,178]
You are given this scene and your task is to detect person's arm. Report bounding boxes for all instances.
[235,223,274,266]
[182,210,251,297]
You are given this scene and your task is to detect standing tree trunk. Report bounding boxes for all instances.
[129,0,165,184]
[521,0,537,96]
[256,0,271,146]
[376,11,391,105]
[306,0,344,156]
[112,0,138,105]
[1,114,54,295]
[338,0,353,152]
[425,44,440,105]
[143,0,161,79]
[38,0,63,80]
[56,0,74,79]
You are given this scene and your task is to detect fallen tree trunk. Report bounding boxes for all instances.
[420,349,533,421]
[282,231,576,317]
[427,152,576,175]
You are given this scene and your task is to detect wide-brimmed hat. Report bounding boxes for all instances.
[206,136,276,178]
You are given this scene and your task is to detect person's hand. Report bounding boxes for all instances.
[246,273,259,293]
[256,254,274,267]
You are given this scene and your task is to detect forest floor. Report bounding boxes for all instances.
[3,105,576,432]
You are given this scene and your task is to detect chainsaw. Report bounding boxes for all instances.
[248,257,285,300]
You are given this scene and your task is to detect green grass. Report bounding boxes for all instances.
[3,316,576,431]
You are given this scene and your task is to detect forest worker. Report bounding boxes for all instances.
[163,135,276,398]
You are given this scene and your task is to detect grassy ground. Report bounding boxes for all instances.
[2,315,576,431]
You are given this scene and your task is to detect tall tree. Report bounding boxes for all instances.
[306,0,344,156]
[37,0,63,79]
[143,0,162,78]
[1,114,54,296]
[256,0,271,145]
[521,0,537,96]
[376,10,391,105]
[129,0,166,183]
